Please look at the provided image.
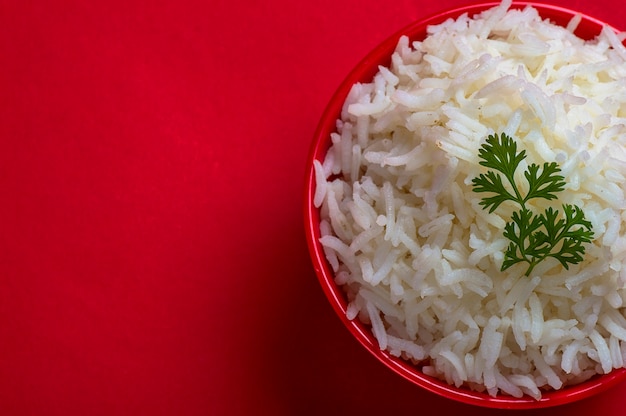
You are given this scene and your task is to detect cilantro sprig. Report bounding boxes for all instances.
[471,133,594,276]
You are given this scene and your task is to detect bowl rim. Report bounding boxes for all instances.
[304,1,626,409]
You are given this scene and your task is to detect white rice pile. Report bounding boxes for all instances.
[314,0,626,399]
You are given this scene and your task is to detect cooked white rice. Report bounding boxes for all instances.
[314,0,626,399]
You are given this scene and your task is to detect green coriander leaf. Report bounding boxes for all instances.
[472,170,517,213]
[477,133,527,182]
[502,242,526,271]
[561,204,594,243]
[502,208,545,273]
[537,206,564,241]
[550,236,587,269]
[472,133,594,276]
[503,208,542,250]
[523,162,566,203]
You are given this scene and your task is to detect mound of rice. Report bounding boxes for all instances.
[314,0,626,399]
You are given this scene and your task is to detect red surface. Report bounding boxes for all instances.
[1,1,626,415]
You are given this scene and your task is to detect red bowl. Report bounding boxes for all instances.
[304,1,626,409]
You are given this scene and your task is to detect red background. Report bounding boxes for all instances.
[1,0,625,415]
